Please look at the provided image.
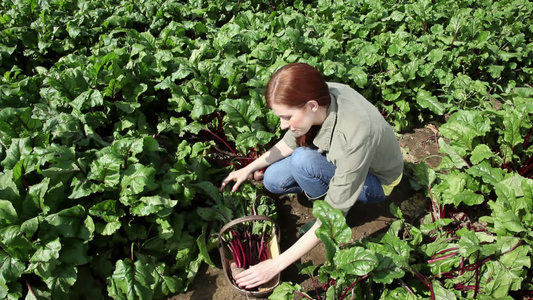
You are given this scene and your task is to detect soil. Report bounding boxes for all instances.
[170,125,442,300]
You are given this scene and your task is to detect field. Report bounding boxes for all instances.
[0,0,532,299]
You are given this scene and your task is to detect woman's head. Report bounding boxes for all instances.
[265,63,330,109]
[265,63,331,146]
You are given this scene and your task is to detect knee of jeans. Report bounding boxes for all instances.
[262,167,281,192]
[289,147,314,170]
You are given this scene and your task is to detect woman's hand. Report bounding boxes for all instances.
[220,140,292,192]
[233,259,280,289]
[219,167,253,192]
[232,220,321,290]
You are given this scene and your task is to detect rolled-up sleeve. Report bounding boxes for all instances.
[282,130,299,150]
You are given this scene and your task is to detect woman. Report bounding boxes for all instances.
[219,62,404,289]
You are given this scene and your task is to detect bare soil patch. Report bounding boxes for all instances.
[170,126,440,300]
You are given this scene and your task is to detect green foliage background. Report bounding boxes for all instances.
[0,0,531,299]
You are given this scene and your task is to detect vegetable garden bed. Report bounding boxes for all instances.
[1,0,532,299]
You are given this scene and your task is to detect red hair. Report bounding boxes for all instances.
[265,63,331,147]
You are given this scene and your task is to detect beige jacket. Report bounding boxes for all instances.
[282,82,404,215]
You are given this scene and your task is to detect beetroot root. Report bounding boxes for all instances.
[230,262,245,280]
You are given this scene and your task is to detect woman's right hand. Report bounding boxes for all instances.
[219,167,254,192]
[219,140,291,192]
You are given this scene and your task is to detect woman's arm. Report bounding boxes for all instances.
[220,139,294,192]
[233,220,322,289]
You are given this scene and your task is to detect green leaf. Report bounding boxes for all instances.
[115,101,141,114]
[0,250,25,283]
[487,65,505,78]
[480,238,530,297]
[313,201,352,261]
[33,145,77,174]
[1,138,33,171]
[87,148,123,187]
[196,224,214,267]
[69,177,104,199]
[380,287,419,300]
[365,242,406,284]
[0,200,18,224]
[0,225,34,260]
[30,238,61,264]
[433,281,457,300]
[48,68,89,101]
[119,164,157,201]
[428,48,446,63]
[249,43,275,61]
[220,98,262,127]
[44,264,77,296]
[454,190,484,206]
[88,200,125,222]
[0,170,20,203]
[59,239,90,267]
[107,259,155,300]
[347,66,368,88]
[193,181,222,202]
[268,282,303,300]
[190,95,217,120]
[466,162,507,186]
[416,89,446,114]
[470,144,493,164]
[0,107,42,143]
[379,233,411,267]
[130,196,177,217]
[44,205,94,240]
[501,109,523,147]
[457,228,480,257]
[439,110,491,152]
[499,176,531,199]
[70,90,104,111]
[24,177,51,215]
[151,262,183,296]
[96,221,122,236]
[123,83,148,102]
[234,130,275,152]
[498,211,526,233]
[334,247,378,276]
[438,138,469,169]
[45,113,85,145]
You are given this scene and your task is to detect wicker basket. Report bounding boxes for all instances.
[217,215,281,297]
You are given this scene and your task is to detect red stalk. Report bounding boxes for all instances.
[414,271,435,300]
[295,291,314,300]
[474,251,480,299]
[428,251,459,264]
[518,155,533,176]
[433,247,460,257]
[202,129,241,161]
[459,257,465,275]
[227,239,241,268]
[339,274,370,300]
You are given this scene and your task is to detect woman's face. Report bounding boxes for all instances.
[270,102,316,137]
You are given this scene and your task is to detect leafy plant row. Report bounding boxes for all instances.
[0,0,532,299]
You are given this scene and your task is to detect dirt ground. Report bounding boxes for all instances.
[170,126,441,300]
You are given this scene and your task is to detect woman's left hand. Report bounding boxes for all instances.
[233,259,280,289]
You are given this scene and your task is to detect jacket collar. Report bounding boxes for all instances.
[312,93,337,151]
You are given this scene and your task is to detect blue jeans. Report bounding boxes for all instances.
[263,147,386,203]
